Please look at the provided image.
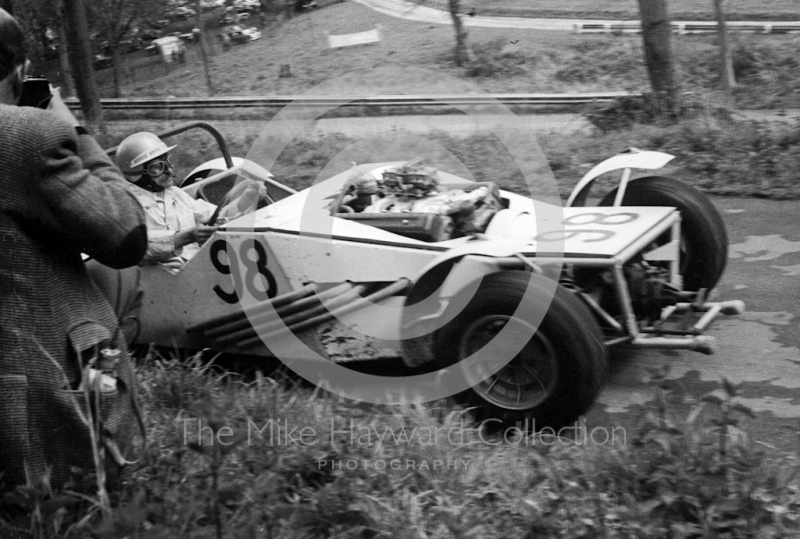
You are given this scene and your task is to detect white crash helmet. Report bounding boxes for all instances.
[116,132,177,180]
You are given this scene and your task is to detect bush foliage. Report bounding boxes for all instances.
[579,93,800,199]
[2,353,798,538]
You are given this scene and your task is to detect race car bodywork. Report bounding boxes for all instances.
[110,122,744,429]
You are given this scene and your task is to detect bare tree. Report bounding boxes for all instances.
[56,8,76,98]
[447,0,474,67]
[11,0,76,96]
[11,0,53,57]
[88,0,160,98]
[712,0,736,93]
[414,0,473,66]
[196,0,215,95]
[63,0,103,123]
[637,0,679,111]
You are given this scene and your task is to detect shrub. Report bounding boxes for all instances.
[4,357,800,538]
[554,38,645,84]
[465,38,532,78]
[582,92,732,132]
[630,116,800,198]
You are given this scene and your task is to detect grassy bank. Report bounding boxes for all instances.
[3,353,798,538]
[97,109,800,200]
[37,1,800,109]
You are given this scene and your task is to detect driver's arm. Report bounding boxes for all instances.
[175,225,217,250]
[192,197,217,224]
[140,229,185,264]
[136,185,221,265]
[139,224,218,264]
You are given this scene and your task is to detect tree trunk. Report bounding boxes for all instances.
[36,26,50,53]
[111,46,122,98]
[713,0,736,92]
[63,0,103,124]
[196,0,214,95]
[56,18,76,97]
[448,0,473,66]
[637,0,679,112]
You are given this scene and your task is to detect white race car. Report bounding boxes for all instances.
[106,122,744,430]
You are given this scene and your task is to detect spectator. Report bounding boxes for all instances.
[0,8,147,489]
[115,132,218,269]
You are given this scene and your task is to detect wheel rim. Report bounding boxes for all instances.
[458,315,559,411]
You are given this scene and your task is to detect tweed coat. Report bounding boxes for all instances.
[0,104,147,488]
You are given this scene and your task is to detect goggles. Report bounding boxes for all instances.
[145,154,173,177]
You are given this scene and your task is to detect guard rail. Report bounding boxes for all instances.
[574,21,800,34]
[64,92,640,110]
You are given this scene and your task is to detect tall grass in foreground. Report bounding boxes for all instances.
[2,351,798,538]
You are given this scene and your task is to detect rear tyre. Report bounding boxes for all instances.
[434,271,607,431]
[601,176,728,292]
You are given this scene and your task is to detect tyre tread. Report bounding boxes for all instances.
[435,271,608,431]
[602,176,728,291]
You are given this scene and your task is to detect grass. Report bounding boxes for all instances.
[3,352,798,538]
[32,1,800,109]
[411,0,800,21]
[96,102,800,201]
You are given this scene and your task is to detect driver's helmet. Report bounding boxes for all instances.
[116,132,177,180]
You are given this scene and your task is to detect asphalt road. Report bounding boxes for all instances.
[588,197,800,453]
[352,0,800,30]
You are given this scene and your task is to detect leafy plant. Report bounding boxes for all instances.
[5,353,800,538]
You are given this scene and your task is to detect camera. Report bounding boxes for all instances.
[19,77,52,109]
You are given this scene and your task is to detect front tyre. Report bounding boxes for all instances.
[434,271,607,431]
[601,176,728,292]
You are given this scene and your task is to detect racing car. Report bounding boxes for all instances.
[106,122,744,430]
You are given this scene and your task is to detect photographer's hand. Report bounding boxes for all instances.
[46,87,80,128]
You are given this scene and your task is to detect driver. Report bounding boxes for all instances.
[116,132,218,268]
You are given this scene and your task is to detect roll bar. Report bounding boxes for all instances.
[104,121,235,170]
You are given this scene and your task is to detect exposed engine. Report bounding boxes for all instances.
[338,159,505,240]
[573,260,687,322]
